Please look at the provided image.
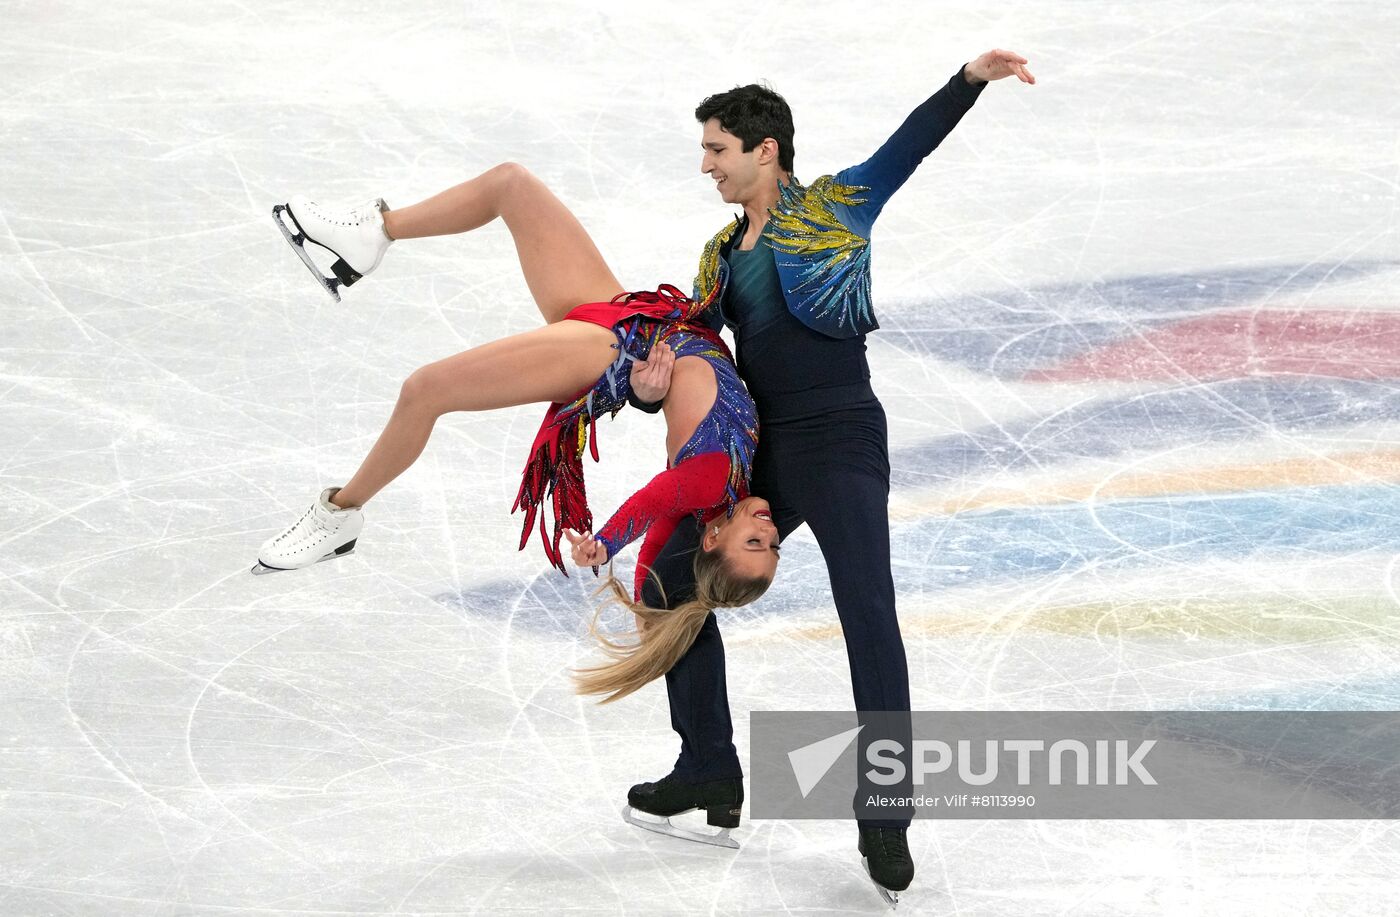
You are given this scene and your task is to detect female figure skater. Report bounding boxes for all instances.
[256,163,780,698]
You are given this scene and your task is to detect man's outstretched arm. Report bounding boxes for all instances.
[838,49,1035,233]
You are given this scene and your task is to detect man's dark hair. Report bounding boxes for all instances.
[695,83,795,174]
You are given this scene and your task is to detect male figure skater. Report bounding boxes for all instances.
[623,49,1035,904]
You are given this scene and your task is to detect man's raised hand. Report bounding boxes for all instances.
[965,49,1035,86]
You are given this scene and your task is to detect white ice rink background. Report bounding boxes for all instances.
[4,1,1400,914]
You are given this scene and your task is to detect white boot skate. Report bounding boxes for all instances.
[252,487,364,574]
[272,195,392,301]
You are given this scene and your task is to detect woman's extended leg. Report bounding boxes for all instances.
[384,163,625,323]
[333,320,618,507]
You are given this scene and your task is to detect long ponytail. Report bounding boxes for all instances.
[572,547,770,704]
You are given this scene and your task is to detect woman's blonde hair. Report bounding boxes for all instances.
[573,545,771,704]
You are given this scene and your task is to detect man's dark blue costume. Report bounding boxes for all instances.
[632,67,986,829]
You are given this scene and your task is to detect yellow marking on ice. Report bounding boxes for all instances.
[751,596,1400,644]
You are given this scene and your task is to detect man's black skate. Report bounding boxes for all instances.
[859,827,914,909]
[621,773,743,849]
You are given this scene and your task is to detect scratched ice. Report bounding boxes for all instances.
[4,2,1400,914]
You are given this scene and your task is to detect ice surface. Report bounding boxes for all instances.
[4,1,1400,914]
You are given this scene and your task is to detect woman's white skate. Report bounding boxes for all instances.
[272,195,391,301]
[252,487,363,574]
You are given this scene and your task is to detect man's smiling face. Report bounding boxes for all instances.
[699,118,764,205]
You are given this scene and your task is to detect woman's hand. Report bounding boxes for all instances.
[631,341,675,404]
[563,529,609,568]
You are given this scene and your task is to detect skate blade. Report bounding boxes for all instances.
[272,204,343,302]
[620,805,739,849]
[250,541,356,576]
[862,857,900,909]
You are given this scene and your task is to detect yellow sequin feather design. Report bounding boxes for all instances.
[693,217,739,308]
[763,176,874,332]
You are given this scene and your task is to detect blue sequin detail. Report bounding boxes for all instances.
[553,317,758,517]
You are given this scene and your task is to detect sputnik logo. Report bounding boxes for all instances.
[787,725,863,798]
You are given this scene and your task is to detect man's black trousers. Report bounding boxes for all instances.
[641,402,913,829]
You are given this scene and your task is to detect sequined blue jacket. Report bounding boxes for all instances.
[693,66,985,340]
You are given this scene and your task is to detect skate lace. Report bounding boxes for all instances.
[878,829,910,862]
[272,505,333,545]
[349,198,386,225]
[309,198,381,227]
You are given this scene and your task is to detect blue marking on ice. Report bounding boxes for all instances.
[892,482,1400,595]
[890,377,1400,489]
[439,481,1400,633]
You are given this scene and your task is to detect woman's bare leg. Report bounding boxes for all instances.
[382,163,625,323]
[333,321,618,508]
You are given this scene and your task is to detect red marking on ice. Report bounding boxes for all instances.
[1026,311,1400,383]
